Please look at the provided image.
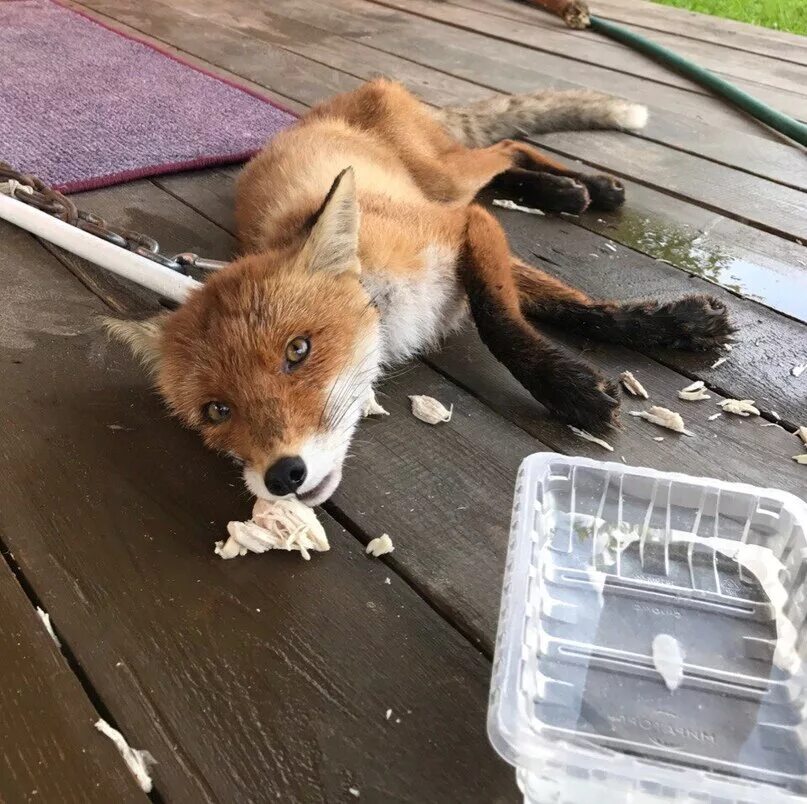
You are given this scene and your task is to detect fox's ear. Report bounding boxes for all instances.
[102,315,166,374]
[305,167,360,276]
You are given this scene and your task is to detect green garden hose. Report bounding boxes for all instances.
[526,1,807,148]
[588,15,807,148]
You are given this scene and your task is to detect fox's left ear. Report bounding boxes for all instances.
[305,167,360,276]
[102,315,166,375]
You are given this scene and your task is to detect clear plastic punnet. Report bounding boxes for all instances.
[489,453,807,803]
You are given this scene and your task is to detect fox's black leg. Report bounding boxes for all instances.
[460,206,620,433]
[514,262,736,351]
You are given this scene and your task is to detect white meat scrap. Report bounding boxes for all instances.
[95,719,155,793]
[619,371,648,399]
[36,607,61,648]
[568,425,614,452]
[630,406,693,435]
[678,380,710,402]
[215,498,330,561]
[652,634,685,692]
[719,399,761,417]
[792,364,806,378]
[409,395,453,424]
[366,534,394,557]
[794,455,807,465]
[798,426,807,446]
[492,198,545,216]
[362,390,389,417]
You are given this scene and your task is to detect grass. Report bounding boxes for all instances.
[650,0,807,35]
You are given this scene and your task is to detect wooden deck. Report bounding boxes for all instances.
[2,0,806,800]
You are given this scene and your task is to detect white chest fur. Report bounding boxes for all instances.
[363,244,466,365]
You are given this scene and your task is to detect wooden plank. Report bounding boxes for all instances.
[583,24,807,101]
[429,325,807,496]
[154,168,239,238]
[561,174,807,326]
[363,0,807,118]
[533,130,807,242]
[166,0,484,109]
[448,0,807,71]
[78,0,807,193]
[0,553,147,804]
[0,221,518,802]
[328,361,535,648]
[239,0,807,157]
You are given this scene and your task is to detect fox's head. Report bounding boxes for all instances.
[108,168,381,506]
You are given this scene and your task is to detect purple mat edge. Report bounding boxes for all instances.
[41,0,300,193]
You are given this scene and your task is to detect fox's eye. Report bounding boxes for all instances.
[285,336,310,367]
[203,401,231,424]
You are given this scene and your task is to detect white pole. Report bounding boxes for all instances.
[0,192,200,303]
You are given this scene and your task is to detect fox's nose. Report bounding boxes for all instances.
[265,456,307,496]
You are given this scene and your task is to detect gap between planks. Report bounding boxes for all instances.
[0,522,159,803]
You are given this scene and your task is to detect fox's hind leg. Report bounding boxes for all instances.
[513,261,736,351]
[488,141,626,212]
[460,206,620,433]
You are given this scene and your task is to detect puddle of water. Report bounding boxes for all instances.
[586,211,807,324]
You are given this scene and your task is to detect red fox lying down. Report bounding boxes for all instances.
[110,79,733,506]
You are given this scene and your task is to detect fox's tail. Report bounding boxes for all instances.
[433,90,648,147]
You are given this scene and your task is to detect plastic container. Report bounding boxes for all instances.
[489,453,807,803]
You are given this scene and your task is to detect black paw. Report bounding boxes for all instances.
[578,173,625,210]
[492,168,590,214]
[657,294,736,351]
[544,369,621,435]
[532,174,591,214]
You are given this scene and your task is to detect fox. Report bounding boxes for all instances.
[109,79,733,507]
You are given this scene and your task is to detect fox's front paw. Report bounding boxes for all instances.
[544,369,621,434]
[659,294,736,351]
[579,173,625,210]
[533,174,591,214]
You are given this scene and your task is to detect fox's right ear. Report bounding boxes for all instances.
[304,167,360,276]
[102,315,167,375]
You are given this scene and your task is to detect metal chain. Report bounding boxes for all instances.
[0,161,227,276]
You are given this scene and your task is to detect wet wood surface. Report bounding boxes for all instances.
[5,0,807,800]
